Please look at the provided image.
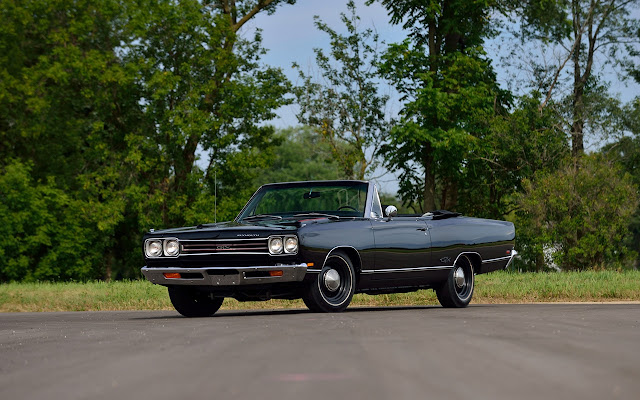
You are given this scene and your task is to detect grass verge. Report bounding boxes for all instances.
[1,270,639,313]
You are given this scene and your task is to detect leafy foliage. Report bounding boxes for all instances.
[294,1,390,179]
[0,0,295,281]
[380,45,505,212]
[0,161,102,281]
[377,0,505,212]
[253,127,344,184]
[517,154,639,270]
[515,0,640,157]
[1,0,639,281]
[458,94,570,218]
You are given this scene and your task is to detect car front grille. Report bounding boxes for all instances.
[180,238,269,255]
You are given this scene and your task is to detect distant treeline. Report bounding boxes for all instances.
[1,0,639,281]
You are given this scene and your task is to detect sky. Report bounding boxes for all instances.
[246,0,406,194]
[240,0,640,195]
[249,0,406,127]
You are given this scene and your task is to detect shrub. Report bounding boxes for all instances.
[516,154,638,270]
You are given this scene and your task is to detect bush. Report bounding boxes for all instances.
[0,161,103,281]
[516,154,638,270]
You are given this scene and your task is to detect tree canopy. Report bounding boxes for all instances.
[1,0,639,280]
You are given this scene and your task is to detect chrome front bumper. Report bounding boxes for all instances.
[141,263,308,286]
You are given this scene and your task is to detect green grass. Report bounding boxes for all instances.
[1,270,639,312]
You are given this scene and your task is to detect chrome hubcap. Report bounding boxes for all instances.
[323,269,341,292]
[454,267,465,288]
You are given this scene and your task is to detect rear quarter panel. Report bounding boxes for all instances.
[427,217,515,273]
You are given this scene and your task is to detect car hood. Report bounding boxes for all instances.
[144,220,297,240]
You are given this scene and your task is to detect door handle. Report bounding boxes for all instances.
[416,227,427,231]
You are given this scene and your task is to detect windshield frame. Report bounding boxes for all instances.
[235,180,375,221]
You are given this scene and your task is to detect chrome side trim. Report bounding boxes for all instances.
[452,252,481,267]
[481,255,512,264]
[322,246,361,271]
[361,266,454,274]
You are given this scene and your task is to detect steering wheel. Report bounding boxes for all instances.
[337,205,358,211]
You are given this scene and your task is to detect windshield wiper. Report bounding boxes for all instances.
[293,212,340,220]
[242,214,283,222]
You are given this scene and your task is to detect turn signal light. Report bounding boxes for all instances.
[269,270,284,277]
[163,272,182,279]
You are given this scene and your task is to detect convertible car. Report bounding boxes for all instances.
[142,180,516,317]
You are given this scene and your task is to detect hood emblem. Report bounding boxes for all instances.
[237,233,260,237]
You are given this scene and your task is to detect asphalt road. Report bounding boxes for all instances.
[1,304,639,400]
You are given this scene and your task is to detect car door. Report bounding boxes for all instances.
[368,216,432,280]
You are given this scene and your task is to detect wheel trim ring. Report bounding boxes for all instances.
[317,255,353,307]
[454,256,474,301]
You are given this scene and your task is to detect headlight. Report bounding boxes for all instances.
[268,237,284,254]
[284,236,298,254]
[145,240,163,257]
[164,239,179,256]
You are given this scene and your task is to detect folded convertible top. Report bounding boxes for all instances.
[423,210,462,220]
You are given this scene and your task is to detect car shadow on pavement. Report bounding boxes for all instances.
[129,305,447,320]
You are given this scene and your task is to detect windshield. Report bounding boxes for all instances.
[237,182,369,220]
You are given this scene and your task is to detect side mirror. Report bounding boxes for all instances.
[384,205,398,219]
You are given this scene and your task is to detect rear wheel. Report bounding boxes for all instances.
[435,255,475,308]
[168,286,224,317]
[302,251,355,313]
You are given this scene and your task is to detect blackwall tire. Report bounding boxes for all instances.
[168,286,224,317]
[435,255,475,308]
[302,251,355,313]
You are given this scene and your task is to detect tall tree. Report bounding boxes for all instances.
[518,0,640,158]
[0,0,296,281]
[459,94,570,219]
[294,0,390,180]
[253,127,345,184]
[0,0,142,280]
[126,0,294,227]
[376,0,504,212]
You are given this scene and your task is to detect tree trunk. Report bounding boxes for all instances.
[572,54,585,159]
[535,251,544,272]
[445,180,458,211]
[422,14,438,214]
[423,142,436,212]
[104,250,113,282]
[571,0,585,159]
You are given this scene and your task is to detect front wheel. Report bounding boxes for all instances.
[435,255,475,308]
[302,251,355,313]
[168,286,224,317]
